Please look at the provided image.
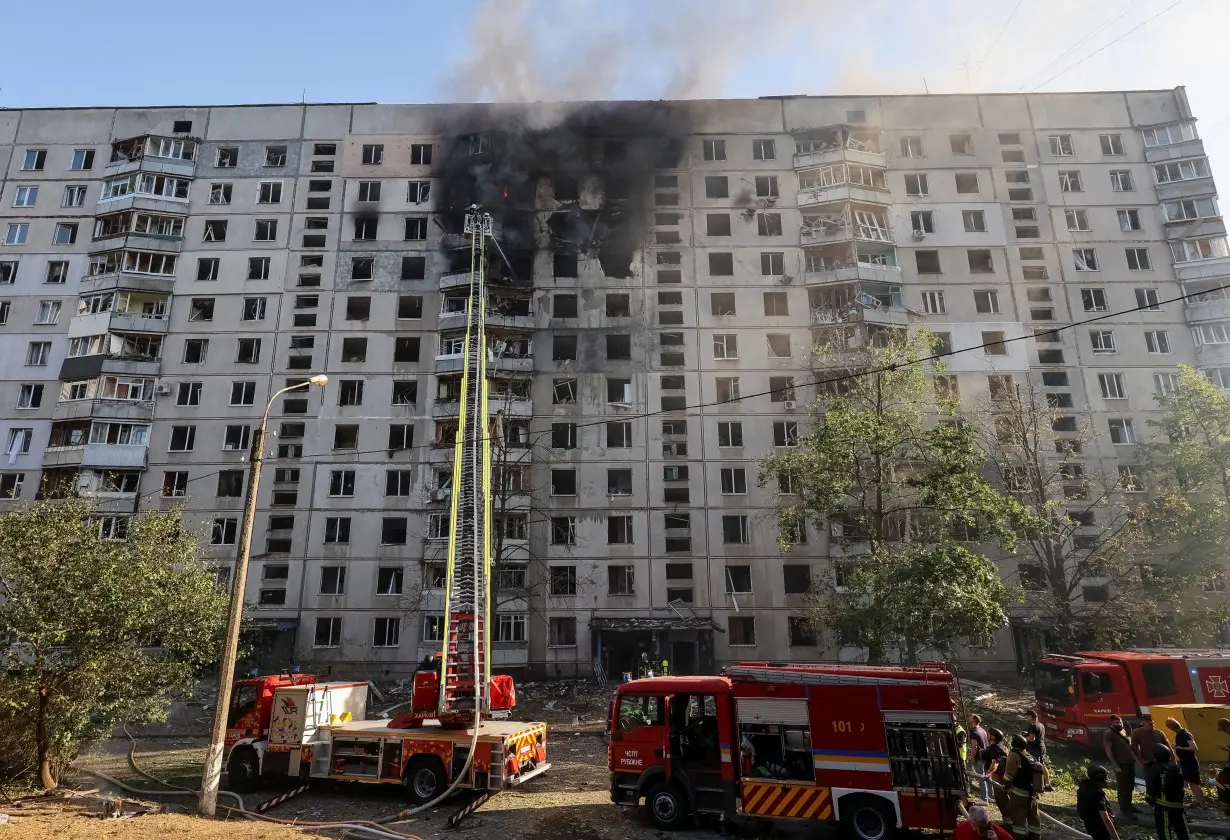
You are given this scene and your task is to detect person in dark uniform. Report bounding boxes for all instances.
[979,728,1011,834]
[1078,765,1122,840]
[1146,744,1190,840]
[1165,717,1206,807]
[1024,710,1047,763]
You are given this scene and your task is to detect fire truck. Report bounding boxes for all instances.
[1035,650,1230,745]
[608,662,966,839]
[222,208,549,804]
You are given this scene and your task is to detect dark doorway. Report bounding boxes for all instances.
[672,640,697,676]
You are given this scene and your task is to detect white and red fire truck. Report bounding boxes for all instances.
[1035,649,1230,744]
[608,662,966,838]
[220,207,549,805]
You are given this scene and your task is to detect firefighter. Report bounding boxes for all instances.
[957,720,969,764]
[1002,733,1046,840]
[980,728,1011,830]
[1078,765,1121,840]
[1146,744,1189,840]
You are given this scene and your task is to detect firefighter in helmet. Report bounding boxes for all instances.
[1002,733,1047,840]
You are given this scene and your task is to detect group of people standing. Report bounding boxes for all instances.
[957,711,1228,840]
[961,711,1050,840]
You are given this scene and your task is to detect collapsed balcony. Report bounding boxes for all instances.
[809,283,909,333]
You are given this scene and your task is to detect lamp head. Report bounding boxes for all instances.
[309,374,328,387]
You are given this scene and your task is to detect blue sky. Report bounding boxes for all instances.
[2,0,1227,174]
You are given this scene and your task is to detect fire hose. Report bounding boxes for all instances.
[981,775,1091,839]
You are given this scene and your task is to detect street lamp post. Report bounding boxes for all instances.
[199,374,327,817]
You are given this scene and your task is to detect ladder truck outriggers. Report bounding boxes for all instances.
[221,208,549,807]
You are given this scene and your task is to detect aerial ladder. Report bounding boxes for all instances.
[399,205,517,728]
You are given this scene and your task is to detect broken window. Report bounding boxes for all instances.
[754,176,779,198]
[551,469,577,497]
[716,377,740,403]
[706,213,731,236]
[900,135,923,157]
[404,217,428,240]
[713,334,738,360]
[709,253,734,276]
[553,293,578,318]
[703,139,726,161]
[351,257,374,280]
[354,217,377,240]
[955,173,979,194]
[905,173,928,196]
[752,139,776,160]
[915,250,941,273]
[552,378,577,404]
[705,176,729,199]
[346,296,371,320]
[341,337,367,362]
[949,134,973,155]
[401,255,426,280]
[208,182,232,205]
[606,293,631,317]
[757,212,783,236]
[761,252,784,275]
[711,292,736,316]
[552,175,578,201]
[410,144,432,165]
[606,334,631,360]
[361,144,384,165]
[216,147,238,168]
[967,250,993,273]
[552,335,577,361]
[962,210,986,232]
[767,334,791,357]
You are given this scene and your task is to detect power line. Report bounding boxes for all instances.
[1013,0,1146,92]
[126,280,1230,508]
[971,0,1024,81]
[1030,0,1186,91]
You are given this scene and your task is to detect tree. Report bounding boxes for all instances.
[1146,364,1230,593]
[762,330,1017,664]
[0,500,227,788]
[977,377,1183,651]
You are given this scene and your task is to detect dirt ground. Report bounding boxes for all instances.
[3,679,1229,839]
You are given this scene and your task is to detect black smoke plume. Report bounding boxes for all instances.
[434,101,692,281]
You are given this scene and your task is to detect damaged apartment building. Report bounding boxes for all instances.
[0,88,1222,678]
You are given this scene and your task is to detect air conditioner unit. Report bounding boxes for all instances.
[783,400,797,410]
[155,384,172,396]
[912,229,927,241]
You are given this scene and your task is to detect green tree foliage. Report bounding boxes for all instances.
[0,500,227,789]
[762,330,1018,664]
[979,378,1182,651]
[1146,364,1230,588]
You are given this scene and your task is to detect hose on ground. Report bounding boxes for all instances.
[118,721,434,839]
[73,764,244,809]
[981,776,1091,839]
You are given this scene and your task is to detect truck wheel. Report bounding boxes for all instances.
[226,746,261,793]
[840,794,896,840]
[645,781,690,831]
[404,756,448,804]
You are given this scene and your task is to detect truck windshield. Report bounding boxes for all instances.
[1034,663,1076,706]
[227,685,259,727]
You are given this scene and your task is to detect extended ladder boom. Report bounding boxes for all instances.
[439,207,494,720]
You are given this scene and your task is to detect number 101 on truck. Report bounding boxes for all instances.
[607,662,967,839]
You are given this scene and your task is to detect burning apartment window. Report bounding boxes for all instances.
[401,255,426,280]
[410,144,432,165]
[703,139,726,161]
[705,176,729,199]
[752,139,776,161]
[354,216,378,241]
[361,144,384,165]
[404,217,428,240]
[264,145,287,167]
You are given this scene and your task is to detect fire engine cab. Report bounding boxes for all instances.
[608,662,966,839]
[1035,650,1230,745]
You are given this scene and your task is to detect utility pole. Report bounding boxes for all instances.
[199,375,327,816]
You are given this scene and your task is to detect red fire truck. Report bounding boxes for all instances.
[608,662,966,839]
[1035,650,1230,745]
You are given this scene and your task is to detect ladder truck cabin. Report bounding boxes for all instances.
[222,208,549,803]
[1035,649,1230,745]
[609,663,967,839]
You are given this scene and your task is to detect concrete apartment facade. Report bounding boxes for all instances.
[0,88,1223,680]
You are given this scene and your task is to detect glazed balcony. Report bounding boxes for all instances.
[105,135,197,180]
[802,242,900,287]
[43,442,148,470]
[801,205,895,245]
[796,164,890,209]
[793,126,885,170]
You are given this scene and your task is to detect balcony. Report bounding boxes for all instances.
[104,157,196,180]
[793,126,885,170]
[69,311,169,338]
[92,232,183,254]
[797,183,891,209]
[1184,293,1230,324]
[80,271,176,296]
[105,136,197,177]
[42,443,148,469]
[1195,343,1230,367]
[52,398,155,422]
[434,353,533,375]
[431,397,533,418]
[801,209,895,246]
